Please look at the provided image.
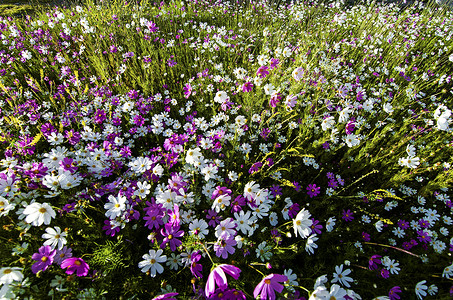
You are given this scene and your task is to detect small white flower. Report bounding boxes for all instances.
[293,209,313,238]
[415,280,428,299]
[104,195,127,219]
[138,249,167,277]
[42,226,67,250]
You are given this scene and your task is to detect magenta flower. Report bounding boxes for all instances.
[269,93,281,108]
[31,245,56,274]
[61,257,90,276]
[253,274,288,300]
[190,250,203,278]
[160,223,184,251]
[345,120,356,135]
[205,264,241,298]
[242,81,253,92]
[256,66,269,78]
[183,83,192,98]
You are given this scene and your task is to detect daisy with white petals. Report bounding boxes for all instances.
[23,202,56,226]
[42,226,67,250]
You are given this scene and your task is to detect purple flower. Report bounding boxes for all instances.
[214,232,237,259]
[94,109,106,124]
[59,157,78,173]
[342,209,354,222]
[230,196,246,213]
[287,203,300,219]
[417,231,431,243]
[31,245,56,273]
[41,123,57,137]
[168,204,181,226]
[102,219,121,236]
[269,185,282,197]
[269,93,281,108]
[256,66,269,78]
[269,58,279,69]
[310,219,323,235]
[345,121,356,135]
[190,250,203,278]
[397,219,409,230]
[253,274,288,300]
[242,81,253,92]
[54,246,73,265]
[211,186,232,200]
[380,268,390,279]
[389,286,401,300]
[306,184,321,198]
[362,232,370,242]
[368,255,382,270]
[61,257,90,277]
[205,264,241,298]
[160,223,184,251]
[249,162,263,174]
[183,83,192,98]
[206,209,221,227]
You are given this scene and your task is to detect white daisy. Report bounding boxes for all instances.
[23,202,56,226]
[138,249,167,277]
[0,267,23,285]
[293,208,312,238]
[42,226,67,250]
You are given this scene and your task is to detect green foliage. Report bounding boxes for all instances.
[88,237,128,275]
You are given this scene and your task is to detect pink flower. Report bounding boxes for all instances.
[60,257,90,276]
[242,81,253,92]
[256,66,269,78]
[205,264,241,298]
[253,274,288,300]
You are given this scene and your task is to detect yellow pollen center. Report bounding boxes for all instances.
[3,269,11,274]
[39,207,47,213]
[264,279,271,285]
[150,259,156,264]
[168,234,173,240]
[115,204,120,208]
[41,256,48,262]
[74,260,82,266]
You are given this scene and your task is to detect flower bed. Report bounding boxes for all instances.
[0,0,452,298]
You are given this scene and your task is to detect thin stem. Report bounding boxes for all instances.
[364,242,420,258]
